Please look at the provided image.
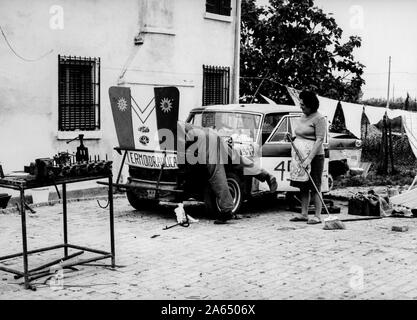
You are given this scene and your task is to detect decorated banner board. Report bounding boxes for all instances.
[109,86,180,169]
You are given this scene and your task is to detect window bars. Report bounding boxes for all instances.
[58,55,100,131]
[206,0,232,16]
[202,65,230,106]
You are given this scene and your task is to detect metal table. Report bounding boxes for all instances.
[0,174,115,290]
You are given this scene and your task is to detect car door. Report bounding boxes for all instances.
[257,114,330,193]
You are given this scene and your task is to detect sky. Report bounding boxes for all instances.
[255,0,417,100]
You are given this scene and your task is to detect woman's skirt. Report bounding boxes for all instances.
[290,154,324,192]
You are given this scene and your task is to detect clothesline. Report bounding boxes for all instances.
[241,75,417,145]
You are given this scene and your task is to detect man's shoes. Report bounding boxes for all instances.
[214,211,234,224]
[266,175,278,193]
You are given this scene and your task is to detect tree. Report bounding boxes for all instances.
[240,0,365,103]
[361,96,417,111]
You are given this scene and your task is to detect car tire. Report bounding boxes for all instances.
[126,188,158,211]
[328,174,334,191]
[204,172,243,216]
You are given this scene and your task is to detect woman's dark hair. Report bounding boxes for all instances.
[299,90,319,112]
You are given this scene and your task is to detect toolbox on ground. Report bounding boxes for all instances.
[348,193,380,216]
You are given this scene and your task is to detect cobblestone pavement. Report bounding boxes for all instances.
[1,196,417,300]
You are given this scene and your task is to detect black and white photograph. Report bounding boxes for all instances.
[1,0,417,304]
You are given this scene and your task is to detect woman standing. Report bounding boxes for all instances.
[289,90,327,224]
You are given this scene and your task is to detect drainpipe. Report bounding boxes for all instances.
[232,0,241,104]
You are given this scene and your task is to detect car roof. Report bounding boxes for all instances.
[189,103,301,115]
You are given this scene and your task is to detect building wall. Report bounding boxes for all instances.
[0,0,237,186]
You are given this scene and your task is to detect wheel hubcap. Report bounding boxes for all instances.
[216,178,241,213]
[328,175,334,190]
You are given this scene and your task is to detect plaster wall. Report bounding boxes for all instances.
[0,0,237,195]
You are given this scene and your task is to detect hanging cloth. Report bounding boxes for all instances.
[339,101,364,138]
[402,112,417,158]
[363,105,387,125]
[317,96,338,125]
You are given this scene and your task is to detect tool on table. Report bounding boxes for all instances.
[53,152,71,167]
[66,134,89,163]
[286,133,345,230]
[24,151,112,181]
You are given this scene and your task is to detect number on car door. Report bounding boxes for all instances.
[258,114,329,193]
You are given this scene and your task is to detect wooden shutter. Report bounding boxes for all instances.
[206,0,217,14]
[206,0,231,16]
[202,65,230,106]
[58,55,100,131]
[220,0,232,16]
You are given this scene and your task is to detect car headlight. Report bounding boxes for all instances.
[355,140,362,148]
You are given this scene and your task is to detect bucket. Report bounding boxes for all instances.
[0,193,11,209]
[31,188,50,204]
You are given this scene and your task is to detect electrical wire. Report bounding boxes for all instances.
[364,72,417,75]
[0,25,53,62]
[250,71,270,103]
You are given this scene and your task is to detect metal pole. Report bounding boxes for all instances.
[232,0,241,104]
[382,56,391,175]
[19,188,29,289]
[116,150,128,186]
[28,254,112,282]
[383,114,388,174]
[62,183,68,257]
[250,74,268,104]
[108,175,115,267]
[388,119,395,173]
[14,251,84,280]
[0,244,65,261]
[392,84,395,103]
[386,56,391,109]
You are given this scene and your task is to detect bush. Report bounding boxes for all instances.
[333,124,417,189]
[361,127,416,167]
[334,166,416,189]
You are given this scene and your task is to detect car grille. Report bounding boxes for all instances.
[128,166,178,183]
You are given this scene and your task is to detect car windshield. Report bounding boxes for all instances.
[189,111,262,142]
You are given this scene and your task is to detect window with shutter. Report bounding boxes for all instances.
[202,65,230,106]
[58,55,100,131]
[206,0,231,16]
